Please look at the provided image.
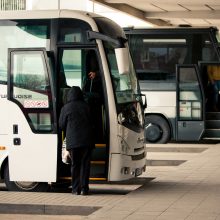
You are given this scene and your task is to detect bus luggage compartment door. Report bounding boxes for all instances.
[176,64,205,141]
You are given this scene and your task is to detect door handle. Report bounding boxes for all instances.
[13,124,18,134]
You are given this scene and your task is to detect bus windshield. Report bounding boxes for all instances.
[94,17,144,129]
[94,17,140,104]
[104,41,139,104]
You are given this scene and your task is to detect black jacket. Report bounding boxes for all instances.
[59,86,94,150]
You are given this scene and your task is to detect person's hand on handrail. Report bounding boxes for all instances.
[88,71,96,80]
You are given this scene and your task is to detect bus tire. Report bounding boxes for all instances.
[4,163,49,192]
[144,115,170,144]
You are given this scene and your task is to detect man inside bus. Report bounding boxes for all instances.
[207,65,220,111]
[83,50,104,142]
[83,50,101,95]
[59,86,94,195]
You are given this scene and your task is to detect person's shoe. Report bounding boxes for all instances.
[81,190,89,196]
[72,190,81,195]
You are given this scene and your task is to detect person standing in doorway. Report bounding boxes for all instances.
[83,50,104,142]
[83,50,100,93]
[59,86,94,195]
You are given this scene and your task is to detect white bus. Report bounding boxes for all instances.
[0,10,146,191]
[125,26,220,143]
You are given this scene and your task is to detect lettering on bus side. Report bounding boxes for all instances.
[0,94,32,99]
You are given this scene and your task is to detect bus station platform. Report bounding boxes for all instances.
[0,142,220,220]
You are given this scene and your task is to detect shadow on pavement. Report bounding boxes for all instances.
[50,177,155,195]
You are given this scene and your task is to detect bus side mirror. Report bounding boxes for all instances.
[115,48,129,75]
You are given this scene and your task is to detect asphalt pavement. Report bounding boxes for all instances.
[0,142,220,220]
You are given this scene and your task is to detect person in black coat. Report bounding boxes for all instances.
[59,86,94,195]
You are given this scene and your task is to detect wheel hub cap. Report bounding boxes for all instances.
[145,123,162,142]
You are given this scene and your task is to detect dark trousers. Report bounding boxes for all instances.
[70,147,92,193]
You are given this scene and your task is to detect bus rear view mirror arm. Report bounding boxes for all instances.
[87,30,121,47]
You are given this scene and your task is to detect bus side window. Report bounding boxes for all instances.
[10,50,53,132]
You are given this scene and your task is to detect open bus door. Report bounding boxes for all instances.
[176,64,205,141]
[7,48,57,184]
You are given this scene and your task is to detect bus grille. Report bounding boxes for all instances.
[132,152,145,161]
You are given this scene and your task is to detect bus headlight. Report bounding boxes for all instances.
[121,167,130,175]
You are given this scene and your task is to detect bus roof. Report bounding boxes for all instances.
[0,9,100,20]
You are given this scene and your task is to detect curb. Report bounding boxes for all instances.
[0,203,101,216]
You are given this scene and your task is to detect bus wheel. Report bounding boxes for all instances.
[144,115,170,144]
[4,163,49,192]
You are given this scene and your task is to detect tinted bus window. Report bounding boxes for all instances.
[129,35,188,83]
[128,32,219,91]
[58,19,94,44]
